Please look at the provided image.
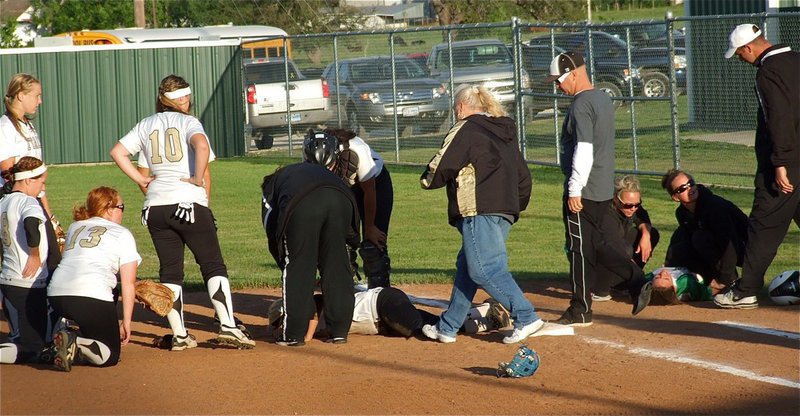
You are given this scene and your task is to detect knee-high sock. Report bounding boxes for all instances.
[0,343,18,364]
[76,337,110,366]
[207,276,234,327]
[164,283,188,337]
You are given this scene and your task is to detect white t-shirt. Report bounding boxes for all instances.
[343,137,383,183]
[349,287,382,335]
[316,287,383,335]
[118,111,216,207]
[48,217,141,301]
[0,192,49,288]
[0,115,43,187]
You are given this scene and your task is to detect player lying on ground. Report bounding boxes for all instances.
[268,287,512,344]
[646,266,724,305]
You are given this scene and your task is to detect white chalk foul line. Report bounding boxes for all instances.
[583,336,800,390]
[714,321,800,341]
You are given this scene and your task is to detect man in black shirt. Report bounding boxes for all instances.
[715,24,800,309]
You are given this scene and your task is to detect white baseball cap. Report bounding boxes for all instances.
[724,23,762,59]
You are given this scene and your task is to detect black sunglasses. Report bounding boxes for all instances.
[671,179,695,195]
[619,201,641,209]
[114,204,125,212]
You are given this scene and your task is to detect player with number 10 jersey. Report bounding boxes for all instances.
[110,74,255,351]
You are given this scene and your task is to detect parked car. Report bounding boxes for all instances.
[427,39,531,114]
[529,30,686,98]
[244,58,332,149]
[517,44,643,113]
[322,56,449,136]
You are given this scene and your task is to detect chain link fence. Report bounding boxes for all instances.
[245,12,799,187]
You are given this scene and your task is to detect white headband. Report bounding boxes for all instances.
[164,87,192,100]
[14,165,47,180]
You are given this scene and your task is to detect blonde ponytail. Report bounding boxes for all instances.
[454,84,507,118]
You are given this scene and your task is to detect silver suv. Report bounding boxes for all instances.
[427,39,531,113]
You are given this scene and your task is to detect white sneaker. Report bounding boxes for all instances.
[591,293,612,302]
[713,290,758,309]
[421,324,456,343]
[216,325,256,349]
[171,333,198,351]
[502,319,544,344]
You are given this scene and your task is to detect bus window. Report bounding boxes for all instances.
[268,47,279,58]
[243,49,252,59]
[253,48,266,59]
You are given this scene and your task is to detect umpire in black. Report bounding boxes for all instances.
[716,24,800,309]
[261,132,360,345]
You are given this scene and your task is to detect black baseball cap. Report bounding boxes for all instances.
[545,51,585,83]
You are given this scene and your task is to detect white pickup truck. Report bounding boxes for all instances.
[244,59,333,149]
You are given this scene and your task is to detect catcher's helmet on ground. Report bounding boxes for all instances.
[303,129,339,167]
[497,345,541,378]
[768,270,800,306]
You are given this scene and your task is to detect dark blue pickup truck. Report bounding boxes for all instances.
[518,44,644,113]
[529,30,686,98]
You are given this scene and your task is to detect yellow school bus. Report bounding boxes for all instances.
[56,25,291,58]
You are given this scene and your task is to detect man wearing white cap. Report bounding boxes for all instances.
[546,52,651,326]
[715,24,800,309]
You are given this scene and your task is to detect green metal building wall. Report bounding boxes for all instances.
[0,42,244,164]
[684,1,800,130]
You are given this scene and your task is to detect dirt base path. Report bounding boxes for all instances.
[2,281,798,415]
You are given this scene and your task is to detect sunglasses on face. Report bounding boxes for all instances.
[115,204,125,212]
[619,201,641,209]
[671,179,695,196]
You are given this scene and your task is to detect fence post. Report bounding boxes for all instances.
[283,36,293,155]
[389,33,400,163]
[625,26,639,171]
[666,11,681,169]
[550,27,561,166]
[512,17,526,156]
[446,29,455,126]
[333,35,342,129]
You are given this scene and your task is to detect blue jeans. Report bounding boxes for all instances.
[437,215,540,337]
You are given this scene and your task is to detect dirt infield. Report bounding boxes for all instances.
[2,280,799,415]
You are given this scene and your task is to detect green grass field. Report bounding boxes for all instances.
[44,156,798,293]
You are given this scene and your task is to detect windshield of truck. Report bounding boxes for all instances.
[244,62,301,84]
[436,44,512,68]
[349,59,427,82]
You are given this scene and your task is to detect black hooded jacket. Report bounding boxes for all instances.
[420,114,532,226]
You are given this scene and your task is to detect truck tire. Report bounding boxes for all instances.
[255,129,274,150]
[642,71,670,98]
[596,81,623,109]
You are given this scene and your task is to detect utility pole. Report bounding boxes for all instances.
[587,0,592,23]
[152,0,158,28]
[134,0,146,28]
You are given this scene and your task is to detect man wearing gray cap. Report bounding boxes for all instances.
[546,52,652,325]
[715,24,800,309]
